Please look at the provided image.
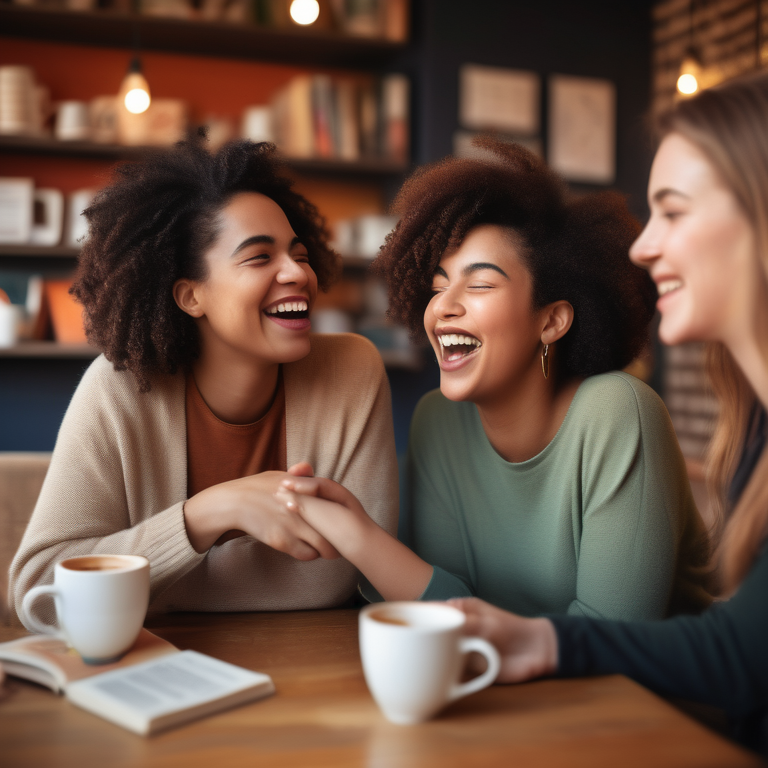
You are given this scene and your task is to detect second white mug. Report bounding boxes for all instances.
[359,601,501,725]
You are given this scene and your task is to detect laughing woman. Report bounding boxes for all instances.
[9,139,397,624]
[279,140,712,620]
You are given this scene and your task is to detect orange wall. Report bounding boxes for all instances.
[0,36,386,224]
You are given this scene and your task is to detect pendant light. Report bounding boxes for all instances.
[289,0,320,26]
[120,56,151,115]
[677,0,702,97]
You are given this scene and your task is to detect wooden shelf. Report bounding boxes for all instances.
[0,245,79,259]
[0,135,409,178]
[0,341,99,359]
[0,244,79,272]
[0,6,407,68]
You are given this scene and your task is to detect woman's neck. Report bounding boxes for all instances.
[191,349,280,425]
[475,374,582,463]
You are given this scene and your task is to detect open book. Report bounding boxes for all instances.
[0,629,275,735]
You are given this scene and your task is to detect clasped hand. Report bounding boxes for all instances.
[183,462,342,561]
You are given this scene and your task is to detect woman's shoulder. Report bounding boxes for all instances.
[569,372,674,446]
[71,354,183,414]
[287,333,386,386]
[576,371,667,417]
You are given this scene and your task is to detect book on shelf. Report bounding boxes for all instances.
[0,629,275,735]
[271,72,409,165]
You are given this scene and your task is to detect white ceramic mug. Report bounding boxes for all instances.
[0,302,23,348]
[55,100,91,141]
[359,602,501,725]
[21,555,150,664]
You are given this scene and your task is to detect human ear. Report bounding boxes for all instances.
[173,278,204,318]
[540,301,574,345]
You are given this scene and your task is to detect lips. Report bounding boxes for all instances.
[263,295,311,331]
[434,328,482,369]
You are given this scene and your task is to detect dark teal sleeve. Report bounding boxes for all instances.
[551,547,768,726]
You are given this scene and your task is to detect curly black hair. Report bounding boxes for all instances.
[374,138,656,381]
[72,138,339,392]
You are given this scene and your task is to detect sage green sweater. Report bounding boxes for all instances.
[406,372,712,619]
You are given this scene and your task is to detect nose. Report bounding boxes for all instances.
[430,285,464,320]
[275,253,310,286]
[629,218,661,270]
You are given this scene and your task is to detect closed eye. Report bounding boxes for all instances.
[242,253,270,264]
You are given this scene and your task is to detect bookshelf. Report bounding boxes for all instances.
[0,135,409,178]
[0,5,406,68]
[0,5,414,354]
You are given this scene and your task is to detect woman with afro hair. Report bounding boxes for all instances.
[9,138,398,623]
[277,139,712,621]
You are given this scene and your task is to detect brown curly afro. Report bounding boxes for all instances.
[374,138,656,380]
[72,138,339,392]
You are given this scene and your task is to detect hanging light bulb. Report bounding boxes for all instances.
[120,57,151,115]
[677,47,702,97]
[290,0,320,26]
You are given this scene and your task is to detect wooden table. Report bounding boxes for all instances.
[0,610,763,768]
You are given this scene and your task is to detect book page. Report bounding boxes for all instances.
[0,629,177,691]
[66,651,275,734]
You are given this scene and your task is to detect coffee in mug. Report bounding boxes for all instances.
[20,554,150,664]
[359,602,501,725]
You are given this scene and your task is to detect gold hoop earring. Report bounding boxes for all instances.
[541,344,550,380]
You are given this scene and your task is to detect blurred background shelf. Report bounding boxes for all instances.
[0,245,79,272]
[0,136,410,178]
[0,341,99,359]
[0,6,407,68]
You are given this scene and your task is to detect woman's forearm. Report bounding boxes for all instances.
[328,511,433,601]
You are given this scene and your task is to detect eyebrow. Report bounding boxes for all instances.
[231,235,302,257]
[434,262,510,280]
[652,188,690,204]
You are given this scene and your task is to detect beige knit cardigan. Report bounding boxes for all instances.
[9,333,398,625]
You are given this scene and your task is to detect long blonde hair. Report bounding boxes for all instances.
[659,72,768,593]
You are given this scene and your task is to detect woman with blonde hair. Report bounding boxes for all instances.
[448,72,768,754]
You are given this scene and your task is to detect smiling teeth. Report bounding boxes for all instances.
[266,301,308,314]
[657,280,683,297]
[438,334,481,348]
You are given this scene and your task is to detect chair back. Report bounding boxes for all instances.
[0,453,51,625]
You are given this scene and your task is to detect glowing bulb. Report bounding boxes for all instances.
[125,87,151,114]
[677,73,698,95]
[290,0,320,25]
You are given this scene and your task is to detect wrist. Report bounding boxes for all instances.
[184,484,240,553]
[337,507,378,564]
[531,618,558,677]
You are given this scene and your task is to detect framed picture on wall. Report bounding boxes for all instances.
[459,64,540,135]
[548,75,615,184]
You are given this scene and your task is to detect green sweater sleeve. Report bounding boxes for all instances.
[402,423,475,600]
[551,546,768,750]
[566,374,708,620]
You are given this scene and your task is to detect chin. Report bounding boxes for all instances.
[439,378,475,403]
[274,339,312,364]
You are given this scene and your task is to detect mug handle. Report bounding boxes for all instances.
[449,636,501,702]
[20,585,65,638]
